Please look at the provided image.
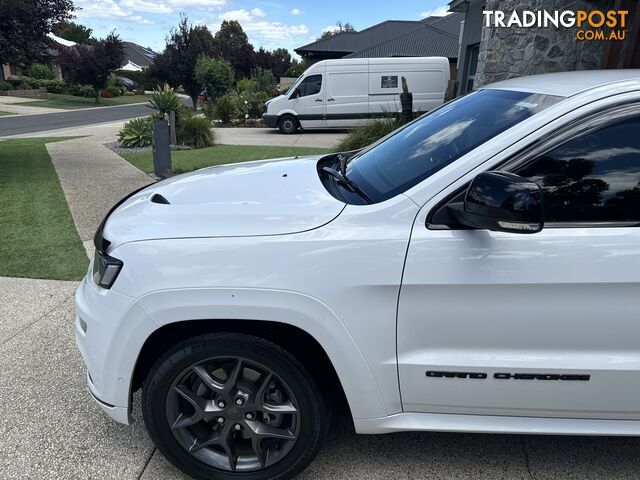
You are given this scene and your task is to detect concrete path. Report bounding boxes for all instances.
[214,127,347,149]
[46,137,153,256]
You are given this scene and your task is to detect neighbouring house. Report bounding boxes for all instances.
[1,38,157,82]
[121,42,157,71]
[295,13,465,79]
[451,0,640,96]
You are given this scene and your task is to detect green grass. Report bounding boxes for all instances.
[0,111,15,116]
[22,93,152,110]
[121,144,332,174]
[0,138,88,280]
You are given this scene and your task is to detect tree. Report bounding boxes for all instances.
[0,0,74,68]
[155,16,215,109]
[57,33,125,104]
[54,21,94,44]
[254,47,292,80]
[251,67,276,95]
[195,56,234,101]
[285,58,308,78]
[213,20,255,78]
[319,21,356,40]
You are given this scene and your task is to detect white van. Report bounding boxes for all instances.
[263,57,450,134]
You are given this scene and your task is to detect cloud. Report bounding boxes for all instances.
[218,8,266,22]
[166,0,226,8]
[119,0,173,14]
[321,24,341,34]
[75,0,130,19]
[420,5,451,18]
[290,8,302,15]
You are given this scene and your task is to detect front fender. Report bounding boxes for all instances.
[104,287,389,421]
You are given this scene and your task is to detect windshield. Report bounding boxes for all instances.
[346,89,563,203]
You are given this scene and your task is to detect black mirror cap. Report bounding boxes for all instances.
[452,171,544,234]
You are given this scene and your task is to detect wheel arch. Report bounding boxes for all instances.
[121,288,389,421]
[133,319,348,412]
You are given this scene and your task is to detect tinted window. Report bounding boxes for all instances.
[346,89,561,202]
[297,74,322,97]
[516,116,640,223]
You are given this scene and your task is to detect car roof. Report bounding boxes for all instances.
[483,69,640,97]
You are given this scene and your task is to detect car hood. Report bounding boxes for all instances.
[102,156,344,248]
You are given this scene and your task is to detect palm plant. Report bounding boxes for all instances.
[148,84,181,117]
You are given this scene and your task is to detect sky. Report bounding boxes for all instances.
[71,0,451,56]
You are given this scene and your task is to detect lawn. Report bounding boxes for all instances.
[0,138,88,280]
[22,93,152,110]
[121,144,332,174]
[0,111,15,116]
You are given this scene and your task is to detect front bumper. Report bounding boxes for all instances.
[262,114,278,128]
[75,268,156,424]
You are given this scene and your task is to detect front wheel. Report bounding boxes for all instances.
[278,115,299,134]
[142,332,328,480]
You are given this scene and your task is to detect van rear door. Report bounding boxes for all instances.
[368,58,448,117]
[325,60,369,128]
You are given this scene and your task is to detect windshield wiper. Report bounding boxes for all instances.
[322,166,373,204]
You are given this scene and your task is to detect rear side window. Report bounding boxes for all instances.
[297,74,322,97]
[516,116,640,223]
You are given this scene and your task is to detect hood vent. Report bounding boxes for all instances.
[151,193,170,205]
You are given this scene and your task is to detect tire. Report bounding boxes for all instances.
[142,332,328,480]
[278,115,299,134]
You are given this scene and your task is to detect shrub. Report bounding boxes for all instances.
[26,63,55,80]
[211,94,238,124]
[177,115,214,148]
[149,84,180,117]
[20,77,66,93]
[0,80,13,91]
[195,56,234,101]
[118,117,152,147]
[335,115,405,151]
[65,83,95,98]
[252,67,277,95]
[105,84,122,97]
[100,89,114,98]
[236,78,257,94]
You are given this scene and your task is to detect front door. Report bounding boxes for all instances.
[397,108,640,419]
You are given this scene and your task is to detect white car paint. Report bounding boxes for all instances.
[77,70,640,435]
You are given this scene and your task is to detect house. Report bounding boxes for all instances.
[121,42,157,71]
[451,0,640,96]
[295,13,464,78]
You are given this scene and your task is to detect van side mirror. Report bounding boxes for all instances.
[290,88,300,99]
[447,171,544,234]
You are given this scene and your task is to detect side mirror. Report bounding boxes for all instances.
[291,88,300,99]
[448,171,544,234]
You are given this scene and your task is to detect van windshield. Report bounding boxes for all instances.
[345,89,562,203]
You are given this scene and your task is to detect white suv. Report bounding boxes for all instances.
[76,70,640,480]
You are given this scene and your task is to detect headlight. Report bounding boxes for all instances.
[92,249,123,289]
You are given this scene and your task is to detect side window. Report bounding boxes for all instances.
[515,116,640,223]
[297,74,322,97]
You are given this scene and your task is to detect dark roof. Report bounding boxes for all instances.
[345,23,460,59]
[295,20,425,54]
[295,13,463,60]
[123,42,157,68]
[422,12,464,36]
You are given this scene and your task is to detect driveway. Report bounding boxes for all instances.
[214,127,347,149]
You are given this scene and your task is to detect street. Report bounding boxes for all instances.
[0,103,155,137]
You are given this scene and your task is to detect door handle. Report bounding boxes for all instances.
[315,99,323,102]
[327,98,335,101]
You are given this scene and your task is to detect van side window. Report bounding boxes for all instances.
[297,75,322,97]
[515,116,640,223]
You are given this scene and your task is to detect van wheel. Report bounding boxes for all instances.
[278,115,299,134]
[142,332,328,480]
